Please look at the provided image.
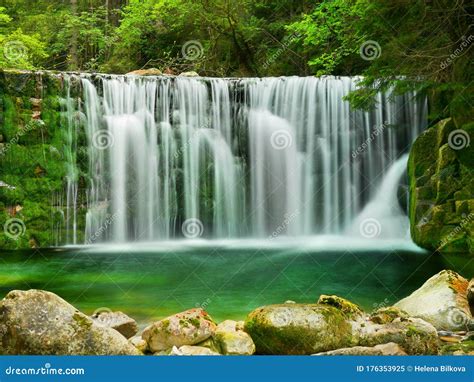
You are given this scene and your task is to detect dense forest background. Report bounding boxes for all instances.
[0,0,472,120]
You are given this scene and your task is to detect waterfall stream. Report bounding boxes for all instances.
[61,75,427,243]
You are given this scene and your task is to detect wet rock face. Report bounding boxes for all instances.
[244,304,353,355]
[0,290,140,355]
[142,308,217,352]
[408,117,473,254]
[394,270,472,331]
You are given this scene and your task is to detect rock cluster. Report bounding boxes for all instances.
[0,269,473,355]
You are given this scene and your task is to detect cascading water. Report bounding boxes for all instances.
[61,75,427,244]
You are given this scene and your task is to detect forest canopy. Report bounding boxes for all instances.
[0,0,472,120]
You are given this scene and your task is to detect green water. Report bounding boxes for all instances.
[0,243,472,324]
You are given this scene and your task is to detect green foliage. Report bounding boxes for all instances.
[0,0,471,115]
[0,7,47,69]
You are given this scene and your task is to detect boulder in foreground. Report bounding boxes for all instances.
[213,320,255,355]
[92,310,138,339]
[142,308,216,352]
[0,290,140,355]
[394,270,471,331]
[244,303,353,355]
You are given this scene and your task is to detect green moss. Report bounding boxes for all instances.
[0,70,87,249]
[244,304,353,355]
[408,118,473,254]
[317,294,363,318]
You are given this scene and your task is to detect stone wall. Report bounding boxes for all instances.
[408,118,473,254]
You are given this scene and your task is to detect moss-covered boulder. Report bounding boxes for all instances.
[0,289,140,355]
[408,118,473,254]
[244,303,353,355]
[394,270,471,331]
[142,308,217,352]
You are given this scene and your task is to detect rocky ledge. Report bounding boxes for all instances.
[0,269,473,355]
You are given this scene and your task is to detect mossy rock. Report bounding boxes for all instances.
[408,118,473,254]
[317,294,364,318]
[369,306,409,324]
[142,308,217,352]
[244,303,353,355]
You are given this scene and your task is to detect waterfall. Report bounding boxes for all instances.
[61,75,427,243]
[348,154,411,239]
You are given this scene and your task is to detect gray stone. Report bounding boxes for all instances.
[395,270,471,331]
[170,345,220,356]
[0,290,140,355]
[92,311,138,339]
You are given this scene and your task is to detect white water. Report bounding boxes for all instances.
[60,75,427,243]
[348,154,411,239]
